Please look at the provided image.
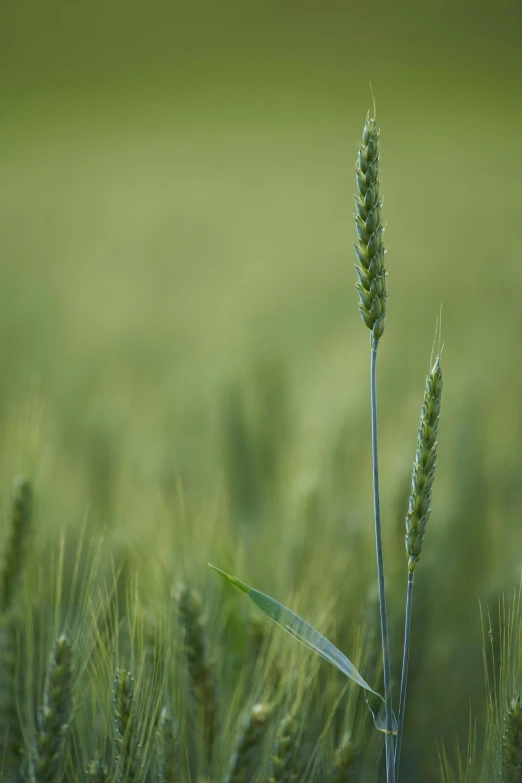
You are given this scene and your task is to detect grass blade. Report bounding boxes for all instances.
[209,564,397,734]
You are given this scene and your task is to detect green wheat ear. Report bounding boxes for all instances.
[354,113,387,344]
[503,695,522,783]
[268,713,300,782]
[332,732,357,782]
[0,613,24,781]
[112,668,141,783]
[226,701,271,783]
[86,755,110,783]
[405,355,443,572]
[33,633,73,783]
[156,706,182,783]
[0,477,33,613]
[174,582,219,769]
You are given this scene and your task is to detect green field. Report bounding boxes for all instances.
[1,2,522,780]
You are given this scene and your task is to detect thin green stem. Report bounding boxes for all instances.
[395,570,414,781]
[370,343,395,782]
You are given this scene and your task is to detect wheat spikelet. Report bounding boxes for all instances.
[354,113,387,344]
[33,632,73,783]
[174,583,218,769]
[0,613,24,781]
[226,701,271,783]
[112,668,141,783]
[86,755,110,783]
[503,696,522,783]
[267,713,299,782]
[0,477,33,613]
[0,479,33,779]
[405,356,443,572]
[331,731,357,782]
[156,706,181,783]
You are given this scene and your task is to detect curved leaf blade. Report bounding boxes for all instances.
[209,564,397,734]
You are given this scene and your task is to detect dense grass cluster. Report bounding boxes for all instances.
[0,471,522,782]
[0,474,380,781]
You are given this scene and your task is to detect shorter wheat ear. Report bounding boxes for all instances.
[175,582,219,771]
[112,668,141,783]
[226,701,271,783]
[86,755,109,783]
[33,632,73,783]
[405,355,443,573]
[268,712,300,782]
[156,706,182,783]
[0,477,33,613]
[0,613,24,781]
[332,731,357,782]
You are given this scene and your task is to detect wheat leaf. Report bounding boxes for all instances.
[209,564,397,734]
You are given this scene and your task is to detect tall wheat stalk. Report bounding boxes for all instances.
[354,110,394,781]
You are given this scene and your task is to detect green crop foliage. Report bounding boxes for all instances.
[0,17,521,775]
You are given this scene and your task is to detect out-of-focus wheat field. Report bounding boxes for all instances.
[1,0,522,779]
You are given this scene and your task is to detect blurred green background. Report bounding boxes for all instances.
[1,0,522,779]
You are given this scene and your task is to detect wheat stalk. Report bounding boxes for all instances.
[332,731,357,782]
[175,582,218,772]
[0,478,33,780]
[0,477,33,613]
[226,701,271,783]
[267,713,299,782]
[86,755,110,783]
[503,696,522,783]
[0,614,23,781]
[395,354,443,780]
[156,706,181,783]
[354,109,395,781]
[33,632,73,783]
[112,668,141,783]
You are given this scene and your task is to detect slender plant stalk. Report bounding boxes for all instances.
[370,343,395,782]
[395,571,413,780]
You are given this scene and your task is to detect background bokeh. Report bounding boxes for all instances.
[1,1,522,779]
